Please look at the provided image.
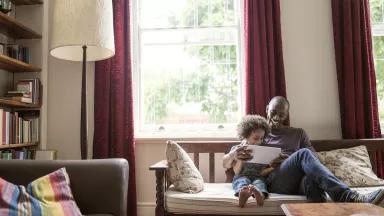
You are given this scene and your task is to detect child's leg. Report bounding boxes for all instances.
[232,176,252,207]
[250,179,269,206]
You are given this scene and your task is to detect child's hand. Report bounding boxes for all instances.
[235,146,253,161]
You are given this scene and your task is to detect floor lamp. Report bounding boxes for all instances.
[50,0,115,159]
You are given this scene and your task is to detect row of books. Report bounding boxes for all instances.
[0,109,39,145]
[0,44,30,63]
[0,0,12,14]
[5,78,41,104]
[0,149,35,160]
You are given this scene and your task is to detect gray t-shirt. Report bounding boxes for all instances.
[262,127,315,155]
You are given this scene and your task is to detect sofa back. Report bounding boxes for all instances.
[0,158,129,216]
[176,139,384,183]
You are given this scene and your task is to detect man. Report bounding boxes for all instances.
[262,96,384,203]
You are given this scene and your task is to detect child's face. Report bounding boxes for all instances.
[246,129,265,145]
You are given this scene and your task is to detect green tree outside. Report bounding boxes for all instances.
[143,0,239,124]
[371,0,384,125]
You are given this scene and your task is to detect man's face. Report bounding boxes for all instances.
[266,101,289,128]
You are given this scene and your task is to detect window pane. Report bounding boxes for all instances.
[371,0,384,24]
[141,44,240,125]
[136,0,241,134]
[373,35,384,128]
[140,0,236,29]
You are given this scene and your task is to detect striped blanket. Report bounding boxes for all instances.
[0,168,82,216]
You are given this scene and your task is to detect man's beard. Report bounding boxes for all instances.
[269,118,282,128]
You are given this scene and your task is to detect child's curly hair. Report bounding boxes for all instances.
[237,115,271,140]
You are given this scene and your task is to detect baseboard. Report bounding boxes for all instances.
[137,202,155,216]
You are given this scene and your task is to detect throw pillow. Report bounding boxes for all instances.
[317,145,384,187]
[166,140,204,193]
[0,168,82,216]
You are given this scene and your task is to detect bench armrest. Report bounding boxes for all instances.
[149,160,168,171]
[149,160,168,216]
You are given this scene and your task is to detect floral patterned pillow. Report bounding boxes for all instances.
[166,140,204,193]
[317,145,384,187]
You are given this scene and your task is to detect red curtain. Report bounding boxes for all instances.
[244,0,287,116]
[93,0,137,215]
[332,0,383,177]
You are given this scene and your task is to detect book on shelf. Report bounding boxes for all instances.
[0,149,35,160]
[16,78,41,105]
[6,44,30,63]
[0,109,39,145]
[1,78,42,105]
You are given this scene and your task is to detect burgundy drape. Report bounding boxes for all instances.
[93,0,136,215]
[332,0,383,177]
[244,0,287,116]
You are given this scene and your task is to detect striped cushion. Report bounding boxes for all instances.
[0,168,82,216]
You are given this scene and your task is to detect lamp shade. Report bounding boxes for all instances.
[50,0,115,61]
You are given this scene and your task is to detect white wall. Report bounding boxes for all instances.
[46,0,342,215]
[280,0,342,140]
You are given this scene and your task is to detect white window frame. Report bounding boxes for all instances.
[132,0,245,139]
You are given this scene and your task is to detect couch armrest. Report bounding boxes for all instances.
[149,160,168,216]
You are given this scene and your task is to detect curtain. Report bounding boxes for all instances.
[332,0,383,177]
[244,0,287,116]
[93,0,137,215]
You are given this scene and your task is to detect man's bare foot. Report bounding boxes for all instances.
[249,185,265,206]
[238,186,252,208]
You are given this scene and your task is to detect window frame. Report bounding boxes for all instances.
[132,0,245,139]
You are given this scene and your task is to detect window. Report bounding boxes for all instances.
[133,0,243,137]
[371,0,384,130]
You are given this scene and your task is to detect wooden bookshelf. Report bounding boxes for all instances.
[0,12,41,39]
[0,98,40,109]
[0,142,37,149]
[0,54,41,72]
[10,0,43,5]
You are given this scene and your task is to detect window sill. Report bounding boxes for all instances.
[135,137,238,145]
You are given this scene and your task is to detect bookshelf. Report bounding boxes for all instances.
[0,11,42,39]
[0,2,42,158]
[0,142,37,150]
[0,98,40,108]
[0,54,41,72]
[10,0,43,5]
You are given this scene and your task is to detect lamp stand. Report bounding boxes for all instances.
[81,45,88,159]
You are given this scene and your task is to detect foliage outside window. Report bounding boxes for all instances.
[371,0,384,130]
[134,0,242,137]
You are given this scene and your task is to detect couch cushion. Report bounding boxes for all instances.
[166,140,204,193]
[317,145,384,187]
[165,183,384,215]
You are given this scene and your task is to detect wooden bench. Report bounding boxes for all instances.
[149,139,384,216]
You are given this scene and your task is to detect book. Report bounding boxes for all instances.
[246,145,281,164]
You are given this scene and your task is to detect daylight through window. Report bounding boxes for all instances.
[371,0,384,130]
[134,0,243,136]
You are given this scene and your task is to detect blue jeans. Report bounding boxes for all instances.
[232,175,268,198]
[266,148,351,202]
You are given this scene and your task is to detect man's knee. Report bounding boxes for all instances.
[298,148,314,155]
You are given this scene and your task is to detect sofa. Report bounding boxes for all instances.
[0,158,129,216]
[150,139,384,216]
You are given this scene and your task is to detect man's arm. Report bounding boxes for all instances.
[299,128,319,157]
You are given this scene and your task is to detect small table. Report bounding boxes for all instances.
[281,203,384,216]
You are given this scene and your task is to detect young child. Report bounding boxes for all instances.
[223,115,271,207]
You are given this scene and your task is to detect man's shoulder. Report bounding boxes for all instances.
[272,126,305,133]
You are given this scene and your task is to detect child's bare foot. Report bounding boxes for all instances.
[238,186,252,208]
[249,185,265,206]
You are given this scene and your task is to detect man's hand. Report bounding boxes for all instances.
[269,153,289,168]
